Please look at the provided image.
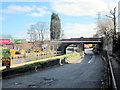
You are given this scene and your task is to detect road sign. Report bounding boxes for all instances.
[0,39,11,44]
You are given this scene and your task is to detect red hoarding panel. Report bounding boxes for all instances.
[0,39,11,44]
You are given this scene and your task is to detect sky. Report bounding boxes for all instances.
[0,0,119,40]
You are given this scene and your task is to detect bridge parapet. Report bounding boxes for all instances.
[83,38,102,41]
[61,37,103,42]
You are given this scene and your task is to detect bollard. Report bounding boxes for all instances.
[59,58,66,65]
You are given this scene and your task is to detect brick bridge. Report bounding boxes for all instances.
[51,37,103,54]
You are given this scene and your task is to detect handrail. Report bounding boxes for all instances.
[107,53,118,90]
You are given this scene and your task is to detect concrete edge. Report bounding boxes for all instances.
[2,59,60,79]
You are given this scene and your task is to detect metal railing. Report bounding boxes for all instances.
[107,53,118,90]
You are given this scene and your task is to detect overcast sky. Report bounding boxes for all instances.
[0,0,119,40]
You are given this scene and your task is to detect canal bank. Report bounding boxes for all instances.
[2,52,84,78]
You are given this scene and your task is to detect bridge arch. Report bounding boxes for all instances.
[57,42,84,54]
[52,37,103,54]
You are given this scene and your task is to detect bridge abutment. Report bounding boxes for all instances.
[77,43,84,52]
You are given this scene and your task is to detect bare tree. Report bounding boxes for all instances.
[93,33,99,38]
[35,22,48,42]
[27,22,48,43]
[106,7,117,38]
[96,18,114,37]
[60,30,66,39]
[27,25,37,42]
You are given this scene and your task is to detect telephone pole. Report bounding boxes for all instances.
[113,7,116,40]
[106,7,117,53]
[97,12,101,21]
[106,7,116,39]
[96,12,102,36]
